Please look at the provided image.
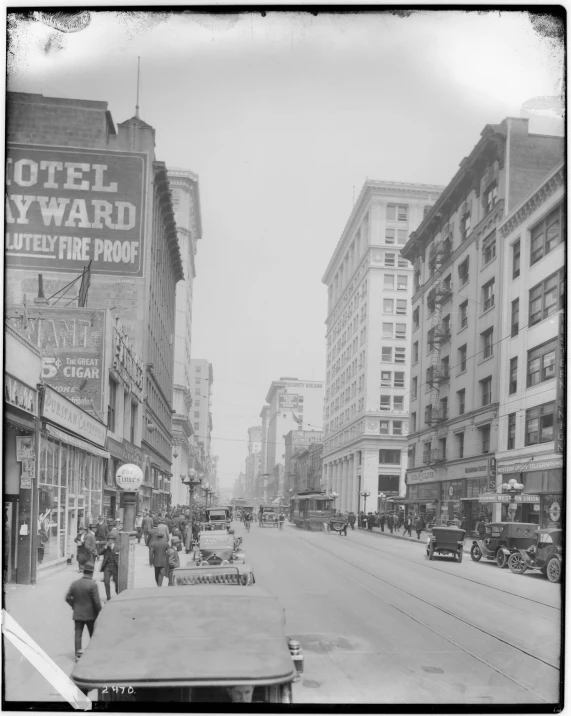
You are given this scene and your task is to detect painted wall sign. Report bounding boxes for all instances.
[25,307,105,415]
[497,458,563,474]
[407,469,436,484]
[21,459,35,487]
[6,145,146,276]
[16,436,35,461]
[279,393,303,410]
[42,386,107,446]
[478,494,541,503]
[5,374,37,415]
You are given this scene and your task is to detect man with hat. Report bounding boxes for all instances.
[166,537,181,583]
[94,516,109,559]
[100,535,120,601]
[149,532,169,586]
[74,527,89,573]
[109,520,123,541]
[134,512,144,543]
[142,511,153,546]
[65,560,101,660]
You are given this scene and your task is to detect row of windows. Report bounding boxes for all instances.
[381,346,406,363]
[507,401,555,448]
[381,371,405,388]
[508,337,557,395]
[380,394,405,411]
[379,420,405,436]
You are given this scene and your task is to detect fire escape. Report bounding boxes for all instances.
[423,225,453,467]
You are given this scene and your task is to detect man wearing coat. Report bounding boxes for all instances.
[150,532,169,586]
[100,535,120,601]
[65,562,101,660]
[94,517,109,558]
[142,512,154,546]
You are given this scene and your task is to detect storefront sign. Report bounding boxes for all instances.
[488,457,496,490]
[107,436,143,467]
[6,145,146,276]
[26,308,105,415]
[116,463,144,491]
[462,459,489,476]
[497,458,563,474]
[478,494,540,503]
[5,374,37,415]
[407,469,436,485]
[279,393,303,410]
[42,386,106,447]
[21,459,35,488]
[16,435,35,461]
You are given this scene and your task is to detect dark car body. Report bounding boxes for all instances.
[508,527,562,582]
[470,522,537,568]
[426,527,466,562]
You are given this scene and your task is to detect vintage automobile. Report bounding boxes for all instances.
[71,587,303,703]
[242,505,255,522]
[290,492,334,531]
[508,527,562,583]
[202,507,232,531]
[470,521,537,568]
[193,531,247,567]
[329,514,348,536]
[259,506,278,528]
[426,526,465,562]
[170,564,255,586]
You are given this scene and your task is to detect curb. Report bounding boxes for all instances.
[357,526,426,545]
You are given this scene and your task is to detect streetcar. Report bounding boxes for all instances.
[290,492,334,531]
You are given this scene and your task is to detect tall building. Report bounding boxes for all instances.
[261,378,324,501]
[189,359,214,483]
[169,168,203,507]
[245,426,262,498]
[495,162,564,528]
[322,181,443,514]
[401,118,563,530]
[258,405,270,500]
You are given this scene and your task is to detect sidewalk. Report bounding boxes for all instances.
[4,539,165,703]
[356,525,473,545]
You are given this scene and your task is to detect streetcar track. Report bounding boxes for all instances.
[288,525,560,612]
[298,530,559,670]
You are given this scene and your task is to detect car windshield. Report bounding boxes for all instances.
[488,525,502,537]
[537,533,554,545]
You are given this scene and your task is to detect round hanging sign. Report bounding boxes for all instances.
[116,463,144,491]
[549,501,561,522]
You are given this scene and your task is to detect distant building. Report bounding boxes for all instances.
[245,426,262,498]
[322,180,443,515]
[190,359,214,485]
[284,430,323,497]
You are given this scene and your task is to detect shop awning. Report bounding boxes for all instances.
[46,424,110,459]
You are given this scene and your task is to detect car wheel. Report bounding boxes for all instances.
[496,550,507,569]
[470,544,482,562]
[546,557,561,583]
[428,542,434,561]
[508,552,527,575]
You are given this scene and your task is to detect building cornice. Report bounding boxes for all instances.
[167,167,203,241]
[499,164,564,238]
[153,162,184,283]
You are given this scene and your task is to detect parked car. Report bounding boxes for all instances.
[470,522,537,568]
[508,527,562,583]
[426,527,465,562]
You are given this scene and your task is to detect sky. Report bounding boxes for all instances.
[7,8,563,490]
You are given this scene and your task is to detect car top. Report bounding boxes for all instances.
[71,587,295,689]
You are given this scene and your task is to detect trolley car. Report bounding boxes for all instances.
[290,492,334,531]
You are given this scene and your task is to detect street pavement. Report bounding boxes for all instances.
[4,523,561,706]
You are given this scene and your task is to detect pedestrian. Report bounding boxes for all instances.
[171,523,183,544]
[349,512,356,530]
[65,560,101,661]
[379,513,385,532]
[279,512,285,531]
[477,519,486,538]
[150,532,169,586]
[85,524,98,563]
[134,512,143,543]
[387,513,394,534]
[148,523,160,566]
[142,511,153,546]
[74,527,89,573]
[166,538,181,584]
[415,514,424,540]
[100,535,120,601]
[156,519,170,542]
[404,514,413,537]
[396,511,404,532]
[366,512,374,531]
[108,520,122,541]
[94,516,108,559]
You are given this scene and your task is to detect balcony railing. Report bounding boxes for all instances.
[423,448,446,466]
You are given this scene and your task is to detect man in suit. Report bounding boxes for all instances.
[142,512,154,546]
[100,535,120,601]
[65,562,101,660]
[147,522,161,566]
[149,532,169,586]
[108,520,122,541]
[85,524,98,562]
[94,517,108,559]
[156,519,170,542]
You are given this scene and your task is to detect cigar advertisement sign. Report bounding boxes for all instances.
[6,145,146,276]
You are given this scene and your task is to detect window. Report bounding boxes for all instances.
[440,397,448,420]
[130,401,137,444]
[525,402,555,445]
[394,372,405,388]
[482,279,495,311]
[196,366,201,372]
[461,211,471,241]
[481,376,492,406]
[458,257,469,286]
[509,357,518,395]
[385,254,396,267]
[394,396,404,410]
[423,442,431,463]
[108,378,117,432]
[396,299,407,314]
[380,449,401,464]
[396,323,406,339]
[484,183,498,215]
[382,322,393,338]
[512,239,521,279]
[397,229,407,244]
[379,420,389,435]
[395,347,405,363]
[441,355,450,380]
[459,344,467,372]
[194,411,200,418]
[507,413,516,450]
[442,314,451,336]
[381,347,392,362]
[439,437,447,461]
[393,420,403,435]
[482,328,493,359]
[413,307,420,330]
[511,299,519,337]
[384,274,395,289]
[480,425,491,454]
[408,445,415,468]
[411,376,418,399]
[195,378,201,384]
[482,235,496,265]
[381,371,392,387]
[456,432,464,458]
[397,275,408,290]
[459,301,468,330]
[194,422,200,431]
[387,204,408,222]
[414,271,421,292]
[457,389,465,416]
[385,228,396,245]
[530,205,563,265]
[383,299,394,314]
[529,270,565,326]
[398,205,408,222]
[380,395,391,411]
[527,339,557,387]
[413,342,419,363]
[410,412,417,432]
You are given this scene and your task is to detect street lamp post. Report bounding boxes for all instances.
[330,491,338,514]
[378,492,387,514]
[181,469,202,524]
[501,478,524,522]
[361,490,370,514]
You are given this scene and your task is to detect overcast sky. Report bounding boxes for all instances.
[8,8,563,490]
